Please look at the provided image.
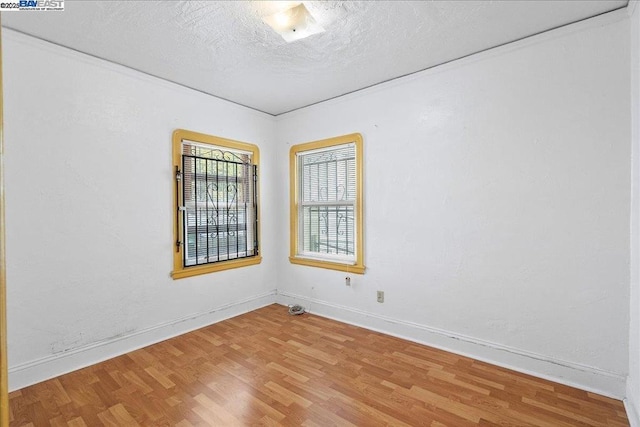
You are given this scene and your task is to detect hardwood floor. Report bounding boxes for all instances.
[8,304,629,426]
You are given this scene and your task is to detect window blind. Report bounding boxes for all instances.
[298,143,356,258]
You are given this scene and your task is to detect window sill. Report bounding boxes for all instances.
[289,256,365,274]
[172,256,262,279]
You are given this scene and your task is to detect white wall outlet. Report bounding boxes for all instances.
[377,291,384,303]
[345,276,351,286]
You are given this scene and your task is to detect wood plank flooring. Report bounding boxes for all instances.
[8,304,629,426]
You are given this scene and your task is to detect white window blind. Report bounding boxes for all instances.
[298,143,356,261]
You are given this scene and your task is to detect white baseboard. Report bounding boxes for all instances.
[10,288,628,402]
[276,291,627,399]
[9,290,277,391]
[626,382,640,427]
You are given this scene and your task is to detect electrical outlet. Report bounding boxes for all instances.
[377,291,384,303]
[345,276,351,286]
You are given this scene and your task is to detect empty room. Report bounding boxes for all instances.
[0,0,639,425]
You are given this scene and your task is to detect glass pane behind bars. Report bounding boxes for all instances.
[302,205,354,255]
[182,143,257,267]
[300,144,356,256]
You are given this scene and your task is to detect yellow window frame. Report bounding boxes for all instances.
[172,129,261,279]
[289,133,365,274]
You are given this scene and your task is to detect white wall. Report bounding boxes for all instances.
[276,11,631,397]
[2,29,279,390]
[628,1,640,424]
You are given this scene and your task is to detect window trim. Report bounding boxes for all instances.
[172,129,261,279]
[289,133,365,274]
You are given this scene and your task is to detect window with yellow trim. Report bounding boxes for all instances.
[172,129,261,279]
[289,133,364,274]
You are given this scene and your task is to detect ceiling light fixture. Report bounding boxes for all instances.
[262,3,324,43]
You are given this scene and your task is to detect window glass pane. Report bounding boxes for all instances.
[300,144,355,203]
[301,205,354,256]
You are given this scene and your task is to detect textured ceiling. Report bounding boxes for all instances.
[2,0,628,115]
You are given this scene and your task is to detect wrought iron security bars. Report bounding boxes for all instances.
[176,144,258,267]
